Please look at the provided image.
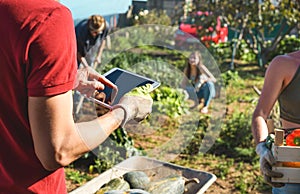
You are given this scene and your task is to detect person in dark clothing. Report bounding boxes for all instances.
[75,14,109,68]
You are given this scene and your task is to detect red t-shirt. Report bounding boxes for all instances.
[0,0,77,193]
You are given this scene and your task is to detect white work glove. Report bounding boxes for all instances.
[74,66,117,97]
[256,142,284,188]
[112,94,153,128]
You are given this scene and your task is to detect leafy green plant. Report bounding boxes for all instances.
[209,41,233,64]
[151,86,189,118]
[78,128,140,174]
[101,50,153,72]
[209,39,257,66]
[65,168,92,185]
[221,70,242,87]
[88,140,127,173]
[133,9,171,26]
[269,35,300,59]
[234,162,269,193]
[210,110,256,162]
[236,40,257,63]
[214,157,234,180]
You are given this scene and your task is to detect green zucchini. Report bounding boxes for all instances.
[103,190,124,194]
[95,178,130,194]
[146,174,185,194]
[123,171,150,190]
[104,189,150,194]
[126,189,151,194]
[95,187,110,194]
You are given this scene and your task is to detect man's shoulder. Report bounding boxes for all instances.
[2,0,72,24]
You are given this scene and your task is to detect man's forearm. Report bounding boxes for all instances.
[75,107,125,150]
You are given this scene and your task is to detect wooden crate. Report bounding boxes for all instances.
[271,129,300,183]
[272,144,300,162]
[272,166,300,183]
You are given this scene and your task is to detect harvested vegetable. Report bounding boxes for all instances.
[282,129,300,168]
[123,171,150,190]
[125,189,150,194]
[146,174,185,194]
[103,191,124,194]
[286,129,300,146]
[95,171,200,194]
[104,189,150,194]
[282,161,300,168]
[96,178,130,194]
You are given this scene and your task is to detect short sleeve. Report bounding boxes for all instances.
[27,6,77,97]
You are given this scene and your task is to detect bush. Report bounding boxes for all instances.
[151,86,189,118]
[210,110,256,162]
[209,39,257,65]
[268,35,300,59]
[133,9,171,26]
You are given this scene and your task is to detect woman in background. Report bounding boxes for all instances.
[182,51,216,113]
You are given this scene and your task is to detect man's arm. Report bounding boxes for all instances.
[28,90,124,171]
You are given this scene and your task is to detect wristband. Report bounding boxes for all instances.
[111,104,130,128]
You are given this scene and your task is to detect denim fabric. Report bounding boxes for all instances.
[185,86,198,102]
[272,184,300,194]
[197,81,216,107]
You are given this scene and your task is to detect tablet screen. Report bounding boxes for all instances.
[99,68,160,105]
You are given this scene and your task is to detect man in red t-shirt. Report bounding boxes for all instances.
[0,0,153,193]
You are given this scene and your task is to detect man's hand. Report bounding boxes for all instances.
[118,95,153,122]
[74,66,117,97]
[113,85,153,127]
[256,142,284,187]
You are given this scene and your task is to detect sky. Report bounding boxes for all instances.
[60,0,132,19]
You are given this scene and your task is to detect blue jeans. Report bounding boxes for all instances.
[196,81,215,107]
[272,184,300,194]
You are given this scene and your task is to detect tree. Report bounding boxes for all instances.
[189,0,300,68]
[133,9,171,26]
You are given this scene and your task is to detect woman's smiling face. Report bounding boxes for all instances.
[189,53,199,66]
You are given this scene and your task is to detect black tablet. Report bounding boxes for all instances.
[88,68,160,109]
